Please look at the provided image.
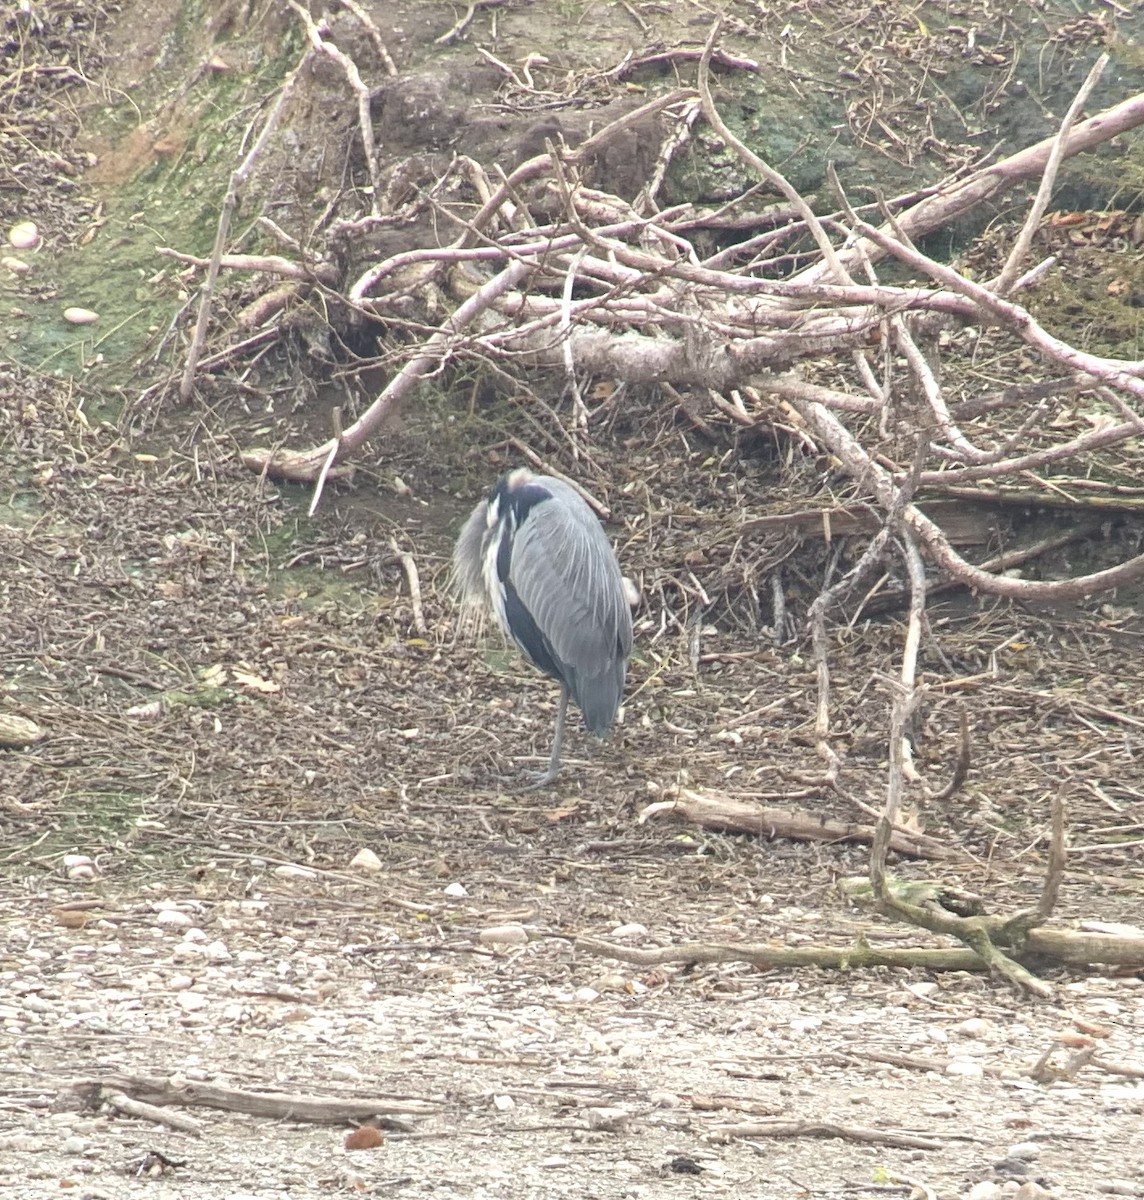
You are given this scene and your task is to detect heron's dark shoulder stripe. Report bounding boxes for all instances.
[492,478,554,584]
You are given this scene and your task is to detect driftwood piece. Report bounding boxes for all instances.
[570,925,1144,973]
[707,1117,947,1151]
[104,1089,203,1136]
[639,786,953,860]
[74,1073,436,1126]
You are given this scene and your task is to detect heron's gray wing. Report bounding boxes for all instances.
[506,483,632,732]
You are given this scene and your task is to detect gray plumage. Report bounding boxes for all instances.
[454,468,633,785]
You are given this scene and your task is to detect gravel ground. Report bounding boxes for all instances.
[3,875,1144,1200]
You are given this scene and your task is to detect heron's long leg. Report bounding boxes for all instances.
[544,683,569,781]
[517,683,568,791]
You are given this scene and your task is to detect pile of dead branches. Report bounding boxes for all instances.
[164,18,1144,615]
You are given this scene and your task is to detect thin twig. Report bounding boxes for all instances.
[390,538,427,635]
[995,53,1109,292]
[179,45,314,400]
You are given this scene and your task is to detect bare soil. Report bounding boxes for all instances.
[3,3,1144,1199]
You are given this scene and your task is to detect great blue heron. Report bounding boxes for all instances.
[453,468,633,786]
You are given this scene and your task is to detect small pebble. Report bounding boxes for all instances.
[992,1157,1029,1176]
[1008,1142,1041,1161]
[1013,1184,1054,1200]
[955,1017,993,1038]
[966,1182,1003,1200]
[349,847,382,873]
[492,1094,515,1111]
[2,255,30,273]
[63,306,99,325]
[8,220,39,249]
[443,882,467,898]
[156,910,193,928]
[610,922,648,939]
[585,1106,631,1131]
[946,1057,984,1078]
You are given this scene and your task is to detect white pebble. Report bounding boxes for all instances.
[492,1094,515,1111]
[2,255,30,274]
[585,1106,631,1131]
[202,940,231,961]
[63,306,99,325]
[966,1183,1003,1200]
[349,847,382,873]
[1012,1184,1053,1199]
[573,987,600,1004]
[955,1017,994,1038]
[609,923,648,939]
[172,942,208,960]
[443,882,467,898]
[8,220,39,249]
[175,992,209,1011]
[62,1136,87,1154]
[1007,1142,1041,1161]
[946,1057,984,1078]
[156,909,193,928]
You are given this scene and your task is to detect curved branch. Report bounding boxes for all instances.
[241,258,535,483]
[789,390,1144,601]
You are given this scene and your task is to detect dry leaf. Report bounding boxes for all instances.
[232,670,280,694]
[344,1126,385,1151]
